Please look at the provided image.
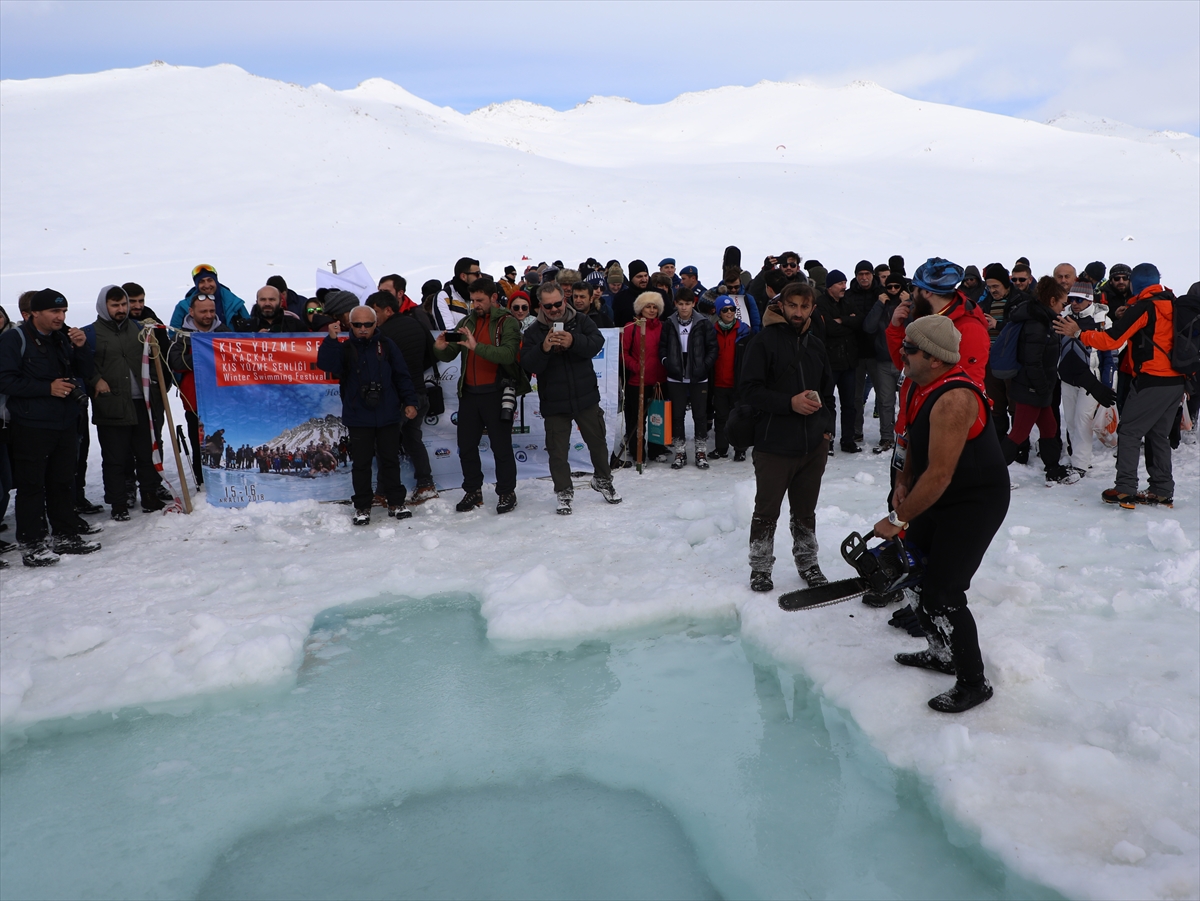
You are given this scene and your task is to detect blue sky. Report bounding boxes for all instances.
[1,0,1198,133]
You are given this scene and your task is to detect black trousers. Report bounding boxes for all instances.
[457,389,516,495]
[984,365,1011,438]
[74,406,90,502]
[623,383,668,462]
[185,409,203,486]
[830,368,859,447]
[711,386,745,455]
[11,422,80,543]
[350,423,403,510]
[400,394,433,487]
[905,485,1010,685]
[97,406,161,512]
[749,443,829,574]
[666,380,709,447]
[544,403,611,493]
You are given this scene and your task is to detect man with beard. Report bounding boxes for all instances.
[435,257,478,329]
[232,285,308,333]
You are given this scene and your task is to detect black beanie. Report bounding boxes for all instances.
[421,279,443,298]
[803,260,822,272]
[1083,261,1106,282]
[628,259,649,277]
[723,246,742,271]
[30,288,68,312]
[982,263,1011,288]
[888,255,905,277]
[266,275,288,292]
[855,259,873,274]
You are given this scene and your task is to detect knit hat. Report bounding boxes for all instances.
[803,260,822,271]
[632,291,664,317]
[1109,263,1132,279]
[963,265,982,281]
[1130,263,1161,296]
[825,269,847,287]
[421,279,443,299]
[606,263,624,287]
[659,258,675,267]
[885,273,905,287]
[982,263,1010,288]
[855,259,873,274]
[714,295,737,314]
[322,290,360,317]
[628,259,649,278]
[504,265,517,275]
[905,315,960,364]
[912,258,965,294]
[30,288,68,312]
[266,275,288,292]
[192,265,217,287]
[1083,261,1106,283]
[722,246,742,271]
[509,290,530,304]
[1068,286,1092,303]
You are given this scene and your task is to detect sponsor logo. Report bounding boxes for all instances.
[515,451,529,463]
[424,415,439,425]
[525,444,539,450]
[573,442,585,451]
[435,448,451,457]
[450,412,459,425]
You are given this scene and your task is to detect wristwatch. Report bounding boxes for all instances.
[888,510,909,529]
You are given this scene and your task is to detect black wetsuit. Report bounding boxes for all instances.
[904,376,1010,684]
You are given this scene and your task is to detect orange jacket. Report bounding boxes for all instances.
[1080,284,1181,379]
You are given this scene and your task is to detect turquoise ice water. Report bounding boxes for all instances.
[0,597,1058,900]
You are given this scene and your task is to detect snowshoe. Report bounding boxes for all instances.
[895,648,955,675]
[352,509,371,526]
[750,571,774,593]
[496,492,518,515]
[53,535,101,555]
[22,541,60,568]
[556,491,573,515]
[455,491,484,512]
[590,477,621,504]
[928,679,993,713]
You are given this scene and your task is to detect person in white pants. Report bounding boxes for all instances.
[1059,288,1111,474]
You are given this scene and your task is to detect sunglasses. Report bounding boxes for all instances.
[191,264,216,279]
[781,261,799,268]
[510,305,529,312]
[196,293,216,301]
[541,300,565,310]
[900,341,923,356]
[1112,276,1130,281]
[306,307,323,314]
[350,322,374,329]
[1012,276,1031,284]
[886,284,902,290]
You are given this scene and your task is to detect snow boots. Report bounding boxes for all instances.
[590,477,621,504]
[455,491,483,512]
[556,490,573,515]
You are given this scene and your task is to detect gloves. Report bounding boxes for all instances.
[1082,371,1116,407]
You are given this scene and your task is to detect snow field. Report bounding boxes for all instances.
[1,420,1196,900]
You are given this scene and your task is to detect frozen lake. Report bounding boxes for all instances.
[0,596,1056,900]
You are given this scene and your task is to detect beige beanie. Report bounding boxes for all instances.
[905,315,961,364]
[632,291,664,317]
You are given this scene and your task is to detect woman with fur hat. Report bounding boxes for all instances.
[620,292,669,464]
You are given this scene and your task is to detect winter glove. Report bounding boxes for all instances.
[1083,372,1117,407]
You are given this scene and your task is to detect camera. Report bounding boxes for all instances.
[67,384,87,405]
[360,382,383,410]
[499,379,517,422]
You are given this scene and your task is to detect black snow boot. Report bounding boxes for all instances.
[750,571,774,592]
[895,648,956,675]
[928,679,993,713]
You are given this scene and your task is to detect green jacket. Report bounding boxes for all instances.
[86,317,163,427]
[432,304,530,397]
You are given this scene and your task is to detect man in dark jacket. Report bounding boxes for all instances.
[232,285,308,333]
[815,269,863,453]
[661,288,719,469]
[369,290,438,504]
[83,285,165,520]
[317,306,419,525]
[862,274,906,451]
[847,260,881,446]
[0,289,100,566]
[520,281,621,515]
[167,295,231,488]
[570,281,615,329]
[960,265,985,303]
[611,260,652,327]
[740,282,836,593]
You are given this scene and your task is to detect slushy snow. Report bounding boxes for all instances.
[1,63,1198,901]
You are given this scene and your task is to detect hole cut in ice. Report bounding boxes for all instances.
[0,596,1060,900]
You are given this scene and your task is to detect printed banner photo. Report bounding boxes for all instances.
[191,329,623,508]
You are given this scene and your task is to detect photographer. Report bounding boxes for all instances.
[317,306,419,525]
[0,289,100,566]
[520,281,621,515]
[433,276,526,515]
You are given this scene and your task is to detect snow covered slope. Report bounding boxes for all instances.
[1,63,1198,901]
[1,63,1197,314]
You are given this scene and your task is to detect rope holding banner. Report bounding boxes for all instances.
[139,324,189,513]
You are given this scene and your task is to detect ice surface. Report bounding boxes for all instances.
[0,599,1053,900]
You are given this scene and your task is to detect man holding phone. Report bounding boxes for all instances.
[739,282,836,593]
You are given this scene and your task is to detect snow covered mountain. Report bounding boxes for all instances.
[263,413,346,452]
[1,63,1196,318]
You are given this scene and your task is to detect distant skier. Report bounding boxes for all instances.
[872,315,1009,713]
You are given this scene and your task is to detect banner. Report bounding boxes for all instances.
[191,329,622,508]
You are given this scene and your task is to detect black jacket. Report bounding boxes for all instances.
[232,306,309,333]
[845,280,881,358]
[741,304,836,456]
[1009,300,1060,407]
[586,307,616,329]
[316,332,418,428]
[863,294,902,362]
[519,306,604,417]
[379,312,435,397]
[0,320,94,430]
[815,290,862,370]
[660,312,718,382]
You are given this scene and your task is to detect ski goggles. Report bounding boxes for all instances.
[195,293,217,302]
[192,264,217,279]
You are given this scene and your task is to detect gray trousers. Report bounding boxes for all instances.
[1115,381,1184,496]
[749,443,829,574]
[864,358,900,444]
[544,403,612,493]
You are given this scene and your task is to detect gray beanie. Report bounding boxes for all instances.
[905,315,960,364]
[322,290,360,317]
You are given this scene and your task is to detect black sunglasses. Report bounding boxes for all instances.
[886,284,902,291]
[900,341,923,356]
[510,305,529,312]
[541,300,565,310]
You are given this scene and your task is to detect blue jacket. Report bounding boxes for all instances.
[316,332,419,428]
[170,284,249,329]
[0,320,95,430]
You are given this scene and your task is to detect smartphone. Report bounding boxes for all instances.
[445,332,465,343]
[552,322,565,332]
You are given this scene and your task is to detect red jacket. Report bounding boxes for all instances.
[887,292,991,437]
[621,318,666,386]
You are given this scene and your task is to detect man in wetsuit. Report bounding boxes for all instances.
[872,315,1009,713]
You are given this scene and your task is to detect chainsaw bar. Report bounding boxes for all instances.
[778,578,869,612]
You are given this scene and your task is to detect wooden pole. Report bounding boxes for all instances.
[150,331,193,513]
[637,318,646,474]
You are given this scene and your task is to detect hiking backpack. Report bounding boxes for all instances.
[989,319,1023,379]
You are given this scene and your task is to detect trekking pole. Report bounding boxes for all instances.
[151,334,193,513]
[176,424,193,478]
[637,317,646,474]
